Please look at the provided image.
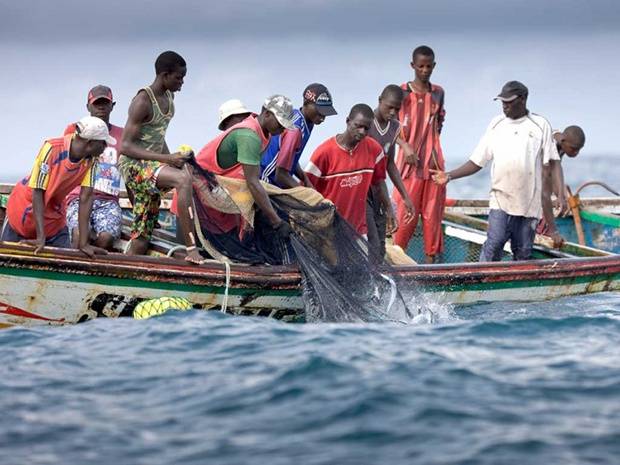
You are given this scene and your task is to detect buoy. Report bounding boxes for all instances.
[133,296,193,320]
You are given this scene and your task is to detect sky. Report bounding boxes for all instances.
[1,0,619,197]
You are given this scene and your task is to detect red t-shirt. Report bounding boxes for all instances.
[6,135,95,238]
[305,136,386,235]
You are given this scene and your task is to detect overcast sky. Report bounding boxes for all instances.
[1,0,618,196]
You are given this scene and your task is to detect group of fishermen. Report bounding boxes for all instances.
[0,46,586,265]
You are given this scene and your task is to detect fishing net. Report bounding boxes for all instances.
[186,158,418,323]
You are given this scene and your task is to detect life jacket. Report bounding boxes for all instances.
[196,115,271,179]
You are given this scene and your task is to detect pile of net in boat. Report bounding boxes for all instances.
[187,158,418,323]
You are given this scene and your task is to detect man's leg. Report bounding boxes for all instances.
[45,227,71,248]
[510,216,537,260]
[1,220,24,242]
[480,209,511,262]
[156,165,203,264]
[393,176,423,250]
[65,198,81,248]
[421,179,446,264]
[91,199,122,251]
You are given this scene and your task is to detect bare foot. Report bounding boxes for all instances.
[185,248,206,265]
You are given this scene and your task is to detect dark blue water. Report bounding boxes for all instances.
[2,293,620,465]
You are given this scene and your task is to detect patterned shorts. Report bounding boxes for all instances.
[121,161,167,240]
[66,198,122,239]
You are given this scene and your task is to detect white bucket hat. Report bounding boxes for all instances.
[218,99,251,130]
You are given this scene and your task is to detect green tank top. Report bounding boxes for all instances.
[119,86,174,173]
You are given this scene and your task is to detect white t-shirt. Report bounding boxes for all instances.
[469,113,560,219]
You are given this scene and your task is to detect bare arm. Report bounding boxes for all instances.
[374,180,397,234]
[31,188,45,252]
[274,167,300,189]
[396,136,418,165]
[242,164,282,226]
[549,160,568,215]
[295,163,313,188]
[430,160,482,185]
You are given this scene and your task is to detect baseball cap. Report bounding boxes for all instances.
[263,95,296,130]
[303,83,337,116]
[218,99,251,130]
[75,116,117,145]
[494,81,528,102]
[87,85,113,104]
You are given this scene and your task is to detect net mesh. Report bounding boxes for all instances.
[187,159,417,323]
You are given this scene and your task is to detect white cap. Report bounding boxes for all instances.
[75,116,116,145]
[218,99,251,130]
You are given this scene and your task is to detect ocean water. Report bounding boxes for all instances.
[2,292,620,465]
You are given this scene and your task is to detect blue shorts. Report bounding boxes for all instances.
[66,198,122,240]
[1,219,70,248]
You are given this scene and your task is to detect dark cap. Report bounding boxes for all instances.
[87,85,114,104]
[494,81,528,102]
[303,83,337,116]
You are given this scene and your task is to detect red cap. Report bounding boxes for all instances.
[87,85,113,104]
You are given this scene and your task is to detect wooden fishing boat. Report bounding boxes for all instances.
[1,185,618,328]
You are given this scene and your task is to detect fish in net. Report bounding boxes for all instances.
[187,158,423,323]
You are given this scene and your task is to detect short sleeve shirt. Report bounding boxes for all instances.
[217,128,262,169]
[305,136,386,235]
[6,135,95,238]
[469,113,560,218]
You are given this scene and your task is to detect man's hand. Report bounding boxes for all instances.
[273,221,292,240]
[385,208,398,235]
[548,230,565,249]
[553,195,570,217]
[429,169,450,185]
[21,238,45,255]
[403,197,415,224]
[301,173,314,188]
[79,244,109,258]
[167,152,192,169]
[400,141,418,165]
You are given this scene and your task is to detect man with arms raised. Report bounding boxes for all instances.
[119,50,203,264]
[305,104,387,240]
[431,81,564,261]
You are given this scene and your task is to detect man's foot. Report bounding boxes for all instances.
[185,247,207,265]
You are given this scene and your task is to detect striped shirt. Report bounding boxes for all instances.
[305,136,386,235]
[6,135,95,238]
[397,82,446,179]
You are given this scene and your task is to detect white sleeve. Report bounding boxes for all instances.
[541,120,560,165]
[469,122,494,168]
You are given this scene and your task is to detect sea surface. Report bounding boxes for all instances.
[1,292,620,465]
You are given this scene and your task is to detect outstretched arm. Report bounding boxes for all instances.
[430,160,482,185]
[242,163,283,227]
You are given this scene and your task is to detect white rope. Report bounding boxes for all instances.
[221,260,230,313]
[166,245,187,257]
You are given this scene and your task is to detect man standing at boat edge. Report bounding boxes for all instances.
[430,80,565,261]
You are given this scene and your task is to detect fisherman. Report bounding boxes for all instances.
[193,95,297,240]
[260,83,337,188]
[430,81,565,261]
[539,125,586,247]
[392,45,447,263]
[118,51,204,264]
[1,116,114,257]
[64,85,123,251]
[305,104,387,238]
[218,99,252,132]
[366,84,415,261]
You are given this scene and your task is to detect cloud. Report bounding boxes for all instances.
[3,0,619,42]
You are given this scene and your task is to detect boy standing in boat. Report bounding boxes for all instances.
[430,81,565,261]
[393,45,447,264]
[1,116,115,257]
[366,84,415,261]
[64,85,123,251]
[305,104,387,238]
[260,83,337,188]
[119,51,204,264]
[540,125,586,247]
